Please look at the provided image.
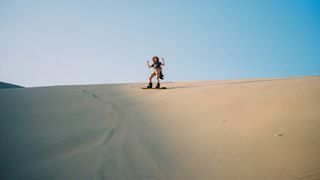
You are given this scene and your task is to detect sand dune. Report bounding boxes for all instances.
[0,82,23,89]
[0,76,319,180]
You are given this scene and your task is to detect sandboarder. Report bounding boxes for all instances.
[146,56,165,88]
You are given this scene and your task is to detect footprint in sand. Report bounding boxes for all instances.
[92,94,99,99]
[276,133,283,137]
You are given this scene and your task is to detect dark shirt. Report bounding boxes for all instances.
[151,62,162,69]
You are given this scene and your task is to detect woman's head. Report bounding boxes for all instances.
[152,56,159,63]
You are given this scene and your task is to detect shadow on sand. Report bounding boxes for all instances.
[165,77,305,90]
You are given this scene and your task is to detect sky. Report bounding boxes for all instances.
[1,0,319,87]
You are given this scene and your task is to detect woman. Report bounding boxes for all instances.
[146,56,165,88]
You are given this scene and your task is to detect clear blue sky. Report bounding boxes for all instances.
[1,0,319,87]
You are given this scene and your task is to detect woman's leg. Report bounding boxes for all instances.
[156,69,160,86]
[149,73,155,83]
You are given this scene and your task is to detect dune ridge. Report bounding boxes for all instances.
[0,76,319,179]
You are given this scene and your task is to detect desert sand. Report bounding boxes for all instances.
[0,76,319,180]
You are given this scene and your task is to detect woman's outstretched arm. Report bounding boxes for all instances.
[147,61,151,68]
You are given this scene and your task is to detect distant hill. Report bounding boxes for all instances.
[0,82,24,89]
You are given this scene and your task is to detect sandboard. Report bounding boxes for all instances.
[141,87,167,89]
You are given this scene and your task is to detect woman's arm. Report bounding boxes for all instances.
[161,58,165,66]
[147,61,151,68]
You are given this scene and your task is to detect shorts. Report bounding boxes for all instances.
[151,68,161,78]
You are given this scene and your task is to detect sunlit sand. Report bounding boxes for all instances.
[0,76,319,179]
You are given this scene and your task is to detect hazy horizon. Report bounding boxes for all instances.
[1,0,319,87]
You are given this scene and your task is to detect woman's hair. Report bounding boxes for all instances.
[152,56,159,62]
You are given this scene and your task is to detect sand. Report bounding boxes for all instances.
[0,76,319,179]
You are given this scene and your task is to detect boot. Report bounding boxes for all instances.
[159,72,164,80]
[147,83,152,88]
[156,83,160,88]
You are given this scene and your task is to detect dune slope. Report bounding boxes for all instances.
[0,76,319,180]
